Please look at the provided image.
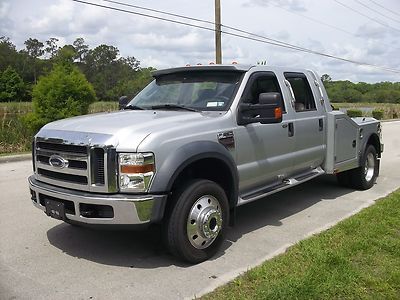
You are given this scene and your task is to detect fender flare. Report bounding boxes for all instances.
[149,141,239,207]
[360,133,381,164]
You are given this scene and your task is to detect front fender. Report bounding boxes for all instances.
[149,141,239,205]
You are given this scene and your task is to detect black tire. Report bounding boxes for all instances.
[164,179,229,264]
[349,145,379,190]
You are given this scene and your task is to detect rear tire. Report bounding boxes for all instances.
[350,145,379,190]
[337,145,379,190]
[164,179,229,264]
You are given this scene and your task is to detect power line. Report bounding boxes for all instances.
[353,0,400,24]
[273,4,357,38]
[71,0,400,73]
[368,0,400,18]
[102,0,215,26]
[333,0,400,33]
[103,0,398,56]
[101,0,324,54]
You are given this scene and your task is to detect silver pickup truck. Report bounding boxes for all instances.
[29,64,383,263]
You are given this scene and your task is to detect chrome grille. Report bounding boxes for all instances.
[34,139,117,193]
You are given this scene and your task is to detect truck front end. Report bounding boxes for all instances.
[29,129,166,227]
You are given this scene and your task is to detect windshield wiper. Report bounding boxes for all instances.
[124,104,145,110]
[151,104,200,112]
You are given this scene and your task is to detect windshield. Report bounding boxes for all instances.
[128,71,243,111]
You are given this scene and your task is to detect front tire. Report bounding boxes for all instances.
[164,179,229,264]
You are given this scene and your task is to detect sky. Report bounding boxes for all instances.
[1,0,399,82]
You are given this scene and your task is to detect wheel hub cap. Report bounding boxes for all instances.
[187,195,222,249]
[364,152,375,182]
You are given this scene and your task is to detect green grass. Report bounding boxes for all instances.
[202,189,400,300]
[0,101,398,154]
[0,101,119,154]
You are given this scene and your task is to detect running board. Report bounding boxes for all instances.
[237,167,325,206]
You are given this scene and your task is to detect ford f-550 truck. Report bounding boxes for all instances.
[29,65,382,263]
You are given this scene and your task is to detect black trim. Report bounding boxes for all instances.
[149,141,239,209]
[152,65,250,77]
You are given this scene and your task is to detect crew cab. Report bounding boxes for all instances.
[29,65,383,263]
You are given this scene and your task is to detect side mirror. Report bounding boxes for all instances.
[119,96,129,110]
[238,92,283,125]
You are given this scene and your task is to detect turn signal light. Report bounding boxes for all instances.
[121,164,154,174]
[275,107,283,119]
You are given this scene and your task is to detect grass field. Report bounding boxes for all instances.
[1,101,399,154]
[332,102,400,119]
[202,189,400,300]
[0,102,119,154]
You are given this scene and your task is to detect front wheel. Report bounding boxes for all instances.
[164,179,229,264]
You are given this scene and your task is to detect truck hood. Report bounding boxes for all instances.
[39,110,220,151]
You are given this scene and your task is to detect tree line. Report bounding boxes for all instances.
[1,36,399,104]
[0,36,153,102]
[321,74,400,103]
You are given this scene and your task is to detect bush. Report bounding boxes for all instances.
[372,109,384,120]
[27,63,96,132]
[346,109,363,117]
[0,66,25,102]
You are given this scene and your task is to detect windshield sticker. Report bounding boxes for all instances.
[206,101,225,107]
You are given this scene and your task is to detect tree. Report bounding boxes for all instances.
[24,38,44,84]
[321,74,332,83]
[26,62,96,132]
[54,45,76,66]
[0,66,25,102]
[0,36,18,72]
[45,37,59,58]
[73,37,89,62]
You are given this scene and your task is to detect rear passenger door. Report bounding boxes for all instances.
[284,72,325,174]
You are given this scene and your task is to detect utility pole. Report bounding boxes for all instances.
[215,0,222,64]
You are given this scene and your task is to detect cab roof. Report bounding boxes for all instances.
[151,64,314,78]
[152,64,253,77]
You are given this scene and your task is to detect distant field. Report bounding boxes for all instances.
[332,102,400,119]
[0,101,118,117]
[1,101,399,154]
[2,102,399,118]
[0,101,118,154]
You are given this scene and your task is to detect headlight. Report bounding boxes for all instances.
[118,153,155,192]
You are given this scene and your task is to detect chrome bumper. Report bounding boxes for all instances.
[28,176,167,225]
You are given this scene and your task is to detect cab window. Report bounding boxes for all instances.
[284,72,316,112]
[241,72,285,112]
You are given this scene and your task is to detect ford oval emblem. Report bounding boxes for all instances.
[49,155,69,169]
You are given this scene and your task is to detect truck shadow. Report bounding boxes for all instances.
[47,175,355,268]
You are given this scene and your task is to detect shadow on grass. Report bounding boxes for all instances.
[47,175,354,269]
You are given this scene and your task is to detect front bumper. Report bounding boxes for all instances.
[28,176,167,226]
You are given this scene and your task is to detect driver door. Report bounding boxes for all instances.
[235,72,296,196]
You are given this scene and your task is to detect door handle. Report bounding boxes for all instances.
[282,123,288,128]
[288,122,294,137]
[318,118,323,131]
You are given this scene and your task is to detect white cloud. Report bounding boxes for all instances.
[0,0,399,82]
[244,0,308,12]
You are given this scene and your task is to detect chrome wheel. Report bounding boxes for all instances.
[364,152,375,182]
[186,195,222,249]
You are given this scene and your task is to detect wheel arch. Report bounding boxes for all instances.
[364,133,381,158]
[149,141,239,223]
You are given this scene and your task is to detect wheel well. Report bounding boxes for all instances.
[367,133,381,157]
[170,158,236,209]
